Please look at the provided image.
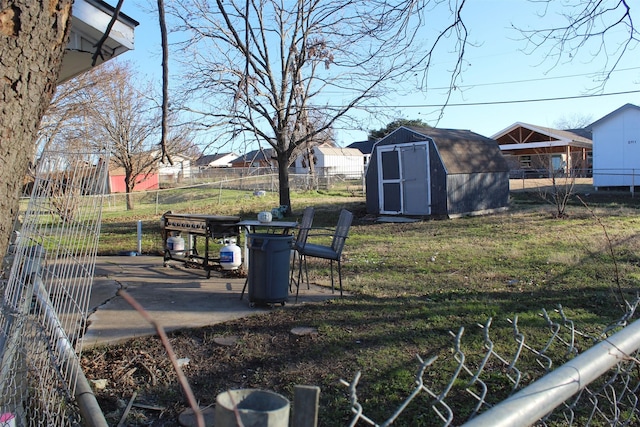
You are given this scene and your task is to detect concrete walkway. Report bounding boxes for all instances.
[81,255,338,348]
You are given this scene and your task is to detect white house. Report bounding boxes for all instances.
[194,153,239,169]
[293,144,363,179]
[157,153,192,182]
[589,104,640,190]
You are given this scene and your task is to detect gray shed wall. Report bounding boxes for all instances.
[446,172,510,216]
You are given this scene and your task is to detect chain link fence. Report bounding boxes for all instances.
[100,170,365,214]
[341,302,640,426]
[0,149,108,426]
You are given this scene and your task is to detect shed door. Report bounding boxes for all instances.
[377,143,430,215]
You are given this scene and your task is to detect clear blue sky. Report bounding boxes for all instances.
[119,0,640,149]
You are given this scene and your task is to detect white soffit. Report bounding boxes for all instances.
[58,0,138,84]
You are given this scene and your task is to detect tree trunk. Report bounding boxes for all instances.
[0,0,72,258]
[125,174,134,210]
[276,151,292,215]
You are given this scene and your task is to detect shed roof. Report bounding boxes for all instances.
[400,126,509,174]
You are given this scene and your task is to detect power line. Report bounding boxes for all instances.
[432,66,640,91]
[355,89,640,109]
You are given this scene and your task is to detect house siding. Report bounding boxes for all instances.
[592,105,640,188]
[294,146,363,178]
[108,173,159,193]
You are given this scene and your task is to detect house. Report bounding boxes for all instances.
[157,153,192,183]
[230,149,277,169]
[491,123,592,178]
[60,0,138,84]
[108,164,159,193]
[347,139,376,169]
[588,103,640,190]
[194,153,239,169]
[293,144,363,179]
[107,151,191,192]
[365,126,510,218]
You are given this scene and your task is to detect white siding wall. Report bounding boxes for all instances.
[159,158,191,180]
[293,147,364,178]
[593,108,640,187]
[320,153,363,178]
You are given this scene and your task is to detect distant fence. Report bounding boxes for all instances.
[510,167,639,188]
[162,166,366,189]
[96,171,365,213]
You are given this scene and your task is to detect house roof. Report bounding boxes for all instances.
[390,126,510,174]
[347,140,376,155]
[588,103,640,129]
[491,122,592,155]
[230,148,275,165]
[315,146,363,157]
[194,153,237,166]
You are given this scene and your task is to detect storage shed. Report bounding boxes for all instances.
[365,126,510,218]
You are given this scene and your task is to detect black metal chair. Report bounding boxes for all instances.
[290,206,315,297]
[297,209,353,298]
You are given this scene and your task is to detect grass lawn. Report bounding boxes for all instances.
[83,184,640,426]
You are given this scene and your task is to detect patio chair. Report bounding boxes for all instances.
[297,209,353,298]
[290,206,315,295]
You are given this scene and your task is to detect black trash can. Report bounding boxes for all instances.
[248,233,293,306]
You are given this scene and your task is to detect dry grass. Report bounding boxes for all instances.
[82,184,640,426]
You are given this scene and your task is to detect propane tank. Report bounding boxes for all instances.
[219,237,242,270]
[166,234,185,255]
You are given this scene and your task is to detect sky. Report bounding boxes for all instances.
[117,0,640,149]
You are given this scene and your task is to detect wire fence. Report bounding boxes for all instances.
[341,302,640,427]
[99,171,366,214]
[0,149,109,426]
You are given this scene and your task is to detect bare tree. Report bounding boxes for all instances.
[36,70,99,155]
[553,113,594,130]
[518,0,638,85]
[168,0,469,213]
[81,62,163,210]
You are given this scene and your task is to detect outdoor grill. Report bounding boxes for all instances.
[161,212,241,277]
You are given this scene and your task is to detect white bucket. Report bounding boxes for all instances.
[215,389,289,427]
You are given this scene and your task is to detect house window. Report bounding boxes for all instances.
[551,154,565,173]
[520,155,532,168]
